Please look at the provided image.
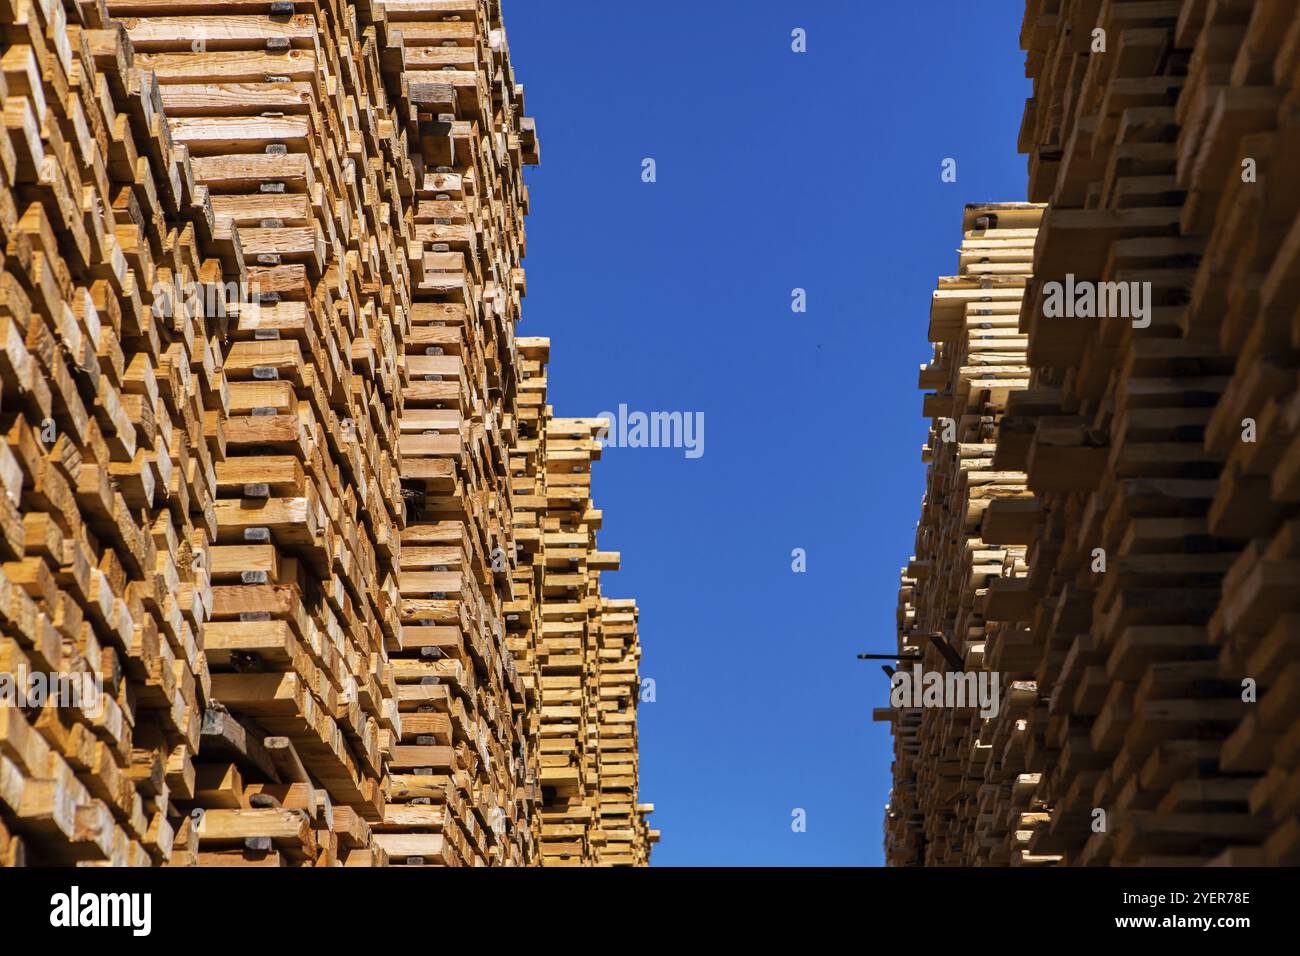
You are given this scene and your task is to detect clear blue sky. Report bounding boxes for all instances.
[506,0,1031,865]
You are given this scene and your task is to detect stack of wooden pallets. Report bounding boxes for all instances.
[0,0,651,867]
[889,0,1300,867]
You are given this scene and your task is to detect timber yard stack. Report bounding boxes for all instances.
[505,334,549,856]
[0,0,653,867]
[510,375,655,867]
[0,0,214,867]
[109,0,405,868]
[534,415,600,865]
[378,0,535,870]
[888,0,1300,867]
[884,204,1044,866]
[589,596,656,865]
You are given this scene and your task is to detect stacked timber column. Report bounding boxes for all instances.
[110,0,409,866]
[535,416,603,864]
[591,596,656,865]
[0,0,220,867]
[889,1,1300,867]
[377,0,539,867]
[884,204,1043,866]
[535,417,597,863]
[505,335,549,861]
[998,0,1300,867]
[511,363,655,867]
[2,0,649,868]
[891,0,1300,869]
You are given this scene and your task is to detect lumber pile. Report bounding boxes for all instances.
[589,596,655,866]
[889,0,1300,867]
[0,0,239,868]
[115,0,412,868]
[505,334,549,855]
[884,203,1044,866]
[1,0,652,867]
[533,416,608,865]
[529,416,656,865]
[378,0,536,869]
[503,349,656,866]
